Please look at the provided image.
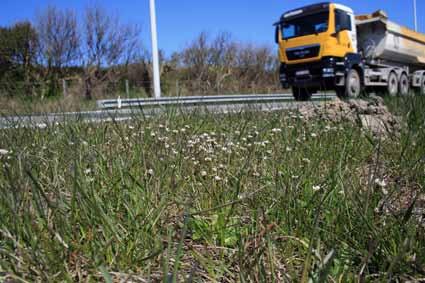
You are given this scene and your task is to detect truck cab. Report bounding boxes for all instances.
[275,2,363,100]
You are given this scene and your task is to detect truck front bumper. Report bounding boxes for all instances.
[280,57,342,89]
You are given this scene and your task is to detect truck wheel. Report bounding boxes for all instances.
[336,69,361,98]
[346,69,361,98]
[399,73,410,96]
[292,87,312,101]
[387,72,399,96]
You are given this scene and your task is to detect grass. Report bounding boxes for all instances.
[0,96,424,282]
[0,95,97,116]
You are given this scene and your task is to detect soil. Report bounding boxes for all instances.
[298,95,402,138]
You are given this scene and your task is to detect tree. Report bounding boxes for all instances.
[37,6,79,96]
[0,22,39,97]
[181,31,237,93]
[82,5,140,99]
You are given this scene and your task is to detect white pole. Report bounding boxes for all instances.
[414,0,418,31]
[149,0,161,98]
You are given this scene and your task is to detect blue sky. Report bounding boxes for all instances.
[1,1,423,56]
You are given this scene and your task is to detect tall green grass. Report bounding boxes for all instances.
[0,97,424,282]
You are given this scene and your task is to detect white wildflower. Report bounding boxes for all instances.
[272,128,282,133]
[302,158,311,164]
[214,175,222,181]
[312,185,321,192]
[286,146,292,152]
[311,133,318,138]
[147,169,154,176]
[84,168,92,175]
[37,123,47,129]
[204,157,212,162]
[234,130,241,135]
[200,170,207,177]
[0,149,9,155]
[374,178,387,188]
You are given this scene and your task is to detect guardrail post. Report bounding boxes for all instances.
[62,79,68,97]
[125,80,130,98]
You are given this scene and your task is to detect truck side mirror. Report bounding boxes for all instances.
[275,25,280,44]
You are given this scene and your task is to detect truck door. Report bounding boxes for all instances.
[335,9,355,55]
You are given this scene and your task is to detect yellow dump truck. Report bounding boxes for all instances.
[275,2,425,100]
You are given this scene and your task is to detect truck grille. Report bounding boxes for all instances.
[286,45,320,61]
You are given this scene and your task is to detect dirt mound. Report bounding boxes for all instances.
[298,95,402,137]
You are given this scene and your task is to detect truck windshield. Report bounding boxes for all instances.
[282,12,329,39]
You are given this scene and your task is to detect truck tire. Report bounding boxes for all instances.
[336,69,361,98]
[292,87,312,101]
[399,73,410,96]
[387,72,399,96]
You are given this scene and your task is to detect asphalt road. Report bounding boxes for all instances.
[0,93,336,129]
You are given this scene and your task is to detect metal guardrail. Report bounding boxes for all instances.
[0,93,336,129]
[97,93,337,110]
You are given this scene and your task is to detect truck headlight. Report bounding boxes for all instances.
[322,68,335,77]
